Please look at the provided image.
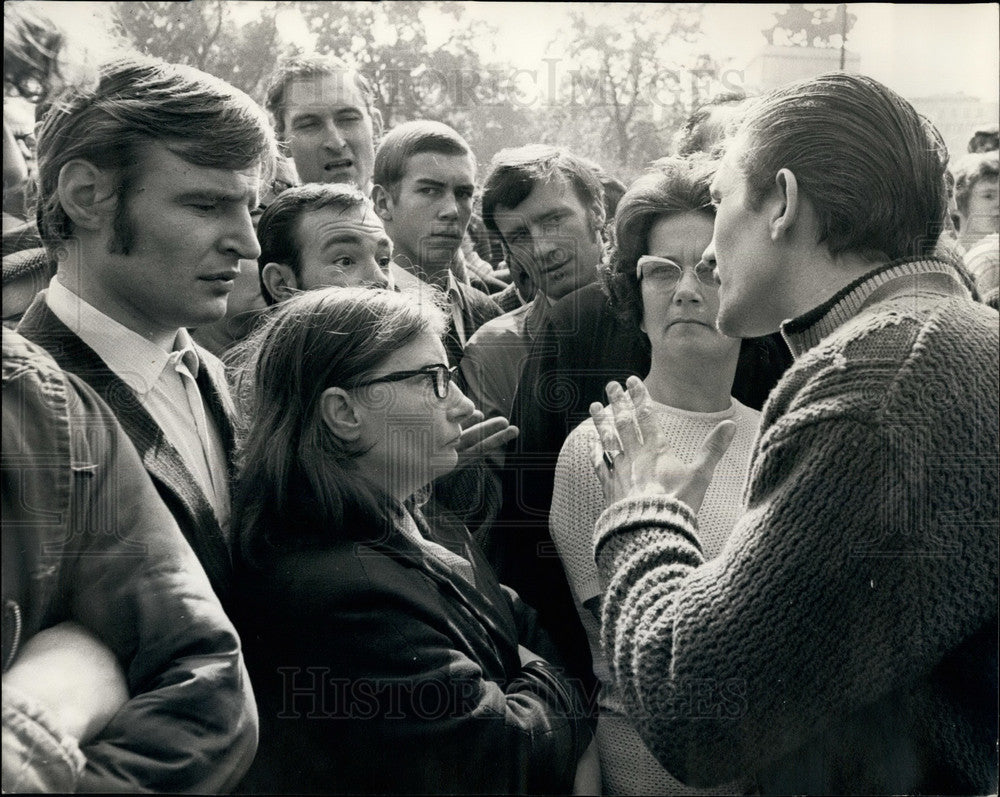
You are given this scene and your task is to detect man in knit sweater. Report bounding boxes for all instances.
[590,73,999,795]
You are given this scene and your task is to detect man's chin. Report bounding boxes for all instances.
[188,301,230,329]
[421,241,461,266]
[320,171,358,188]
[717,305,779,339]
[539,269,578,299]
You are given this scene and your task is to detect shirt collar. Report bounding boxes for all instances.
[46,275,195,395]
[780,258,971,358]
[388,261,467,310]
[170,327,201,379]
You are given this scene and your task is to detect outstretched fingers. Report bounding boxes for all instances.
[455,416,518,468]
[607,380,642,453]
[625,375,665,449]
[677,420,737,512]
[589,397,621,464]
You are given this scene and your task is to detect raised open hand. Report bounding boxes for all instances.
[589,375,736,514]
[455,409,519,469]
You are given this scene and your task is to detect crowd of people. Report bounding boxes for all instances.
[2,2,997,795]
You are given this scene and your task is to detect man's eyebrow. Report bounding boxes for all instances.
[319,232,365,247]
[531,207,568,225]
[177,189,255,204]
[414,178,446,188]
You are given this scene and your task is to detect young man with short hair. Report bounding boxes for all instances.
[593,72,998,794]
[372,120,501,366]
[257,182,391,305]
[17,55,278,600]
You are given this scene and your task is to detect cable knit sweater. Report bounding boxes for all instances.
[594,259,999,795]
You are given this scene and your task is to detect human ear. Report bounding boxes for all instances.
[371,184,394,222]
[261,262,300,303]
[57,160,117,232]
[320,387,364,443]
[770,168,800,240]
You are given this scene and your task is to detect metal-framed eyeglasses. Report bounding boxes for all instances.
[349,363,459,400]
[636,256,719,289]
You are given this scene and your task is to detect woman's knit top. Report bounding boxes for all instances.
[553,398,759,795]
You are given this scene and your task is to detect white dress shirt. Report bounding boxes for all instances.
[389,261,469,349]
[46,276,231,538]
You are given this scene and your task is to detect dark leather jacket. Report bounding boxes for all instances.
[2,328,257,792]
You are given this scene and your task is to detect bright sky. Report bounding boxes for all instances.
[41,2,1000,104]
[455,2,999,102]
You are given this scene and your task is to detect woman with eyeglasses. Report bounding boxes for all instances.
[550,158,760,795]
[228,286,593,795]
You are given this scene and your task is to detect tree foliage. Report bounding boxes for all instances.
[541,4,704,179]
[296,1,482,126]
[762,3,857,48]
[110,1,719,180]
[294,1,552,172]
[113,1,284,101]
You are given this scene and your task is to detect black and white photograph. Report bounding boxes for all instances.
[3,1,998,794]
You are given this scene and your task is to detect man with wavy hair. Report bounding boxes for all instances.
[592,73,998,794]
[18,55,278,599]
[4,12,268,792]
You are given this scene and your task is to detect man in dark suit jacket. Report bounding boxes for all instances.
[16,55,278,599]
[372,120,502,366]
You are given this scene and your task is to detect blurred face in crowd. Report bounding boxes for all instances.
[638,211,738,364]
[3,98,36,221]
[378,151,476,273]
[2,111,29,193]
[84,142,261,346]
[282,72,377,190]
[958,175,999,250]
[493,174,604,302]
[347,328,475,500]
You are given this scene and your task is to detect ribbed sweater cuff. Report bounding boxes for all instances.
[2,683,86,792]
[593,495,697,559]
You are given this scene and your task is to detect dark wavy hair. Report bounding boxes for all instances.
[230,287,446,569]
[35,54,278,254]
[602,157,716,329]
[480,145,606,238]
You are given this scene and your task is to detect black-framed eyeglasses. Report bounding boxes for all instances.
[349,363,458,400]
[636,255,718,289]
